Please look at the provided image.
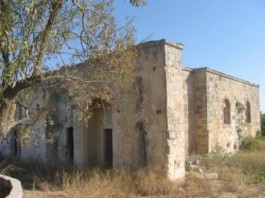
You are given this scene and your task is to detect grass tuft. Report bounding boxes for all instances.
[241,134,265,151]
[2,134,265,197]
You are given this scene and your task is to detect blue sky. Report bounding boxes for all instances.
[115,0,265,112]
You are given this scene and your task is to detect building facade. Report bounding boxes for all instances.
[0,40,260,180]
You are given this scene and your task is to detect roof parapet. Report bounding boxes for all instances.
[137,39,184,50]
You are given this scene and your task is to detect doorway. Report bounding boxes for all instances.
[66,127,74,164]
[13,130,20,157]
[104,129,113,168]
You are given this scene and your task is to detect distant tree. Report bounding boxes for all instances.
[261,113,265,135]
[0,0,146,136]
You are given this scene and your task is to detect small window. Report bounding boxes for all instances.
[246,101,251,123]
[224,99,231,124]
[36,104,40,111]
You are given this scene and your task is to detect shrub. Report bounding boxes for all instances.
[261,113,265,136]
[226,151,265,176]
[240,134,265,151]
[0,160,17,175]
[255,171,265,183]
[207,146,231,166]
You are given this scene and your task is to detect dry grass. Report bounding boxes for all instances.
[60,168,180,198]
[2,138,265,198]
[0,159,180,198]
[0,159,17,175]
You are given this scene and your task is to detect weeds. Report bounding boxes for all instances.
[0,159,18,175]
[2,135,265,197]
[241,133,265,151]
[255,171,265,183]
[61,168,176,197]
[207,146,231,166]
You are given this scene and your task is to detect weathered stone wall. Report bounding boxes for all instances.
[182,68,196,154]
[193,69,208,154]
[205,68,260,153]
[113,40,169,170]
[164,41,185,180]
[0,134,14,157]
[113,40,185,180]
[0,39,261,182]
[13,86,47,162]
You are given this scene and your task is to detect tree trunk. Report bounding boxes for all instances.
[0,98,16,137]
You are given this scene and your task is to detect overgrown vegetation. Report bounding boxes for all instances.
[2,134,265,197]
[261,113,265,135]
[240,133,265,151]
[0,158,181,198]
[0,0,146,136]
[2,142,265,198]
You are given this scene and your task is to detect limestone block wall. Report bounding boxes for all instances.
[113,40,169,170]
[0,134,14,157]
[164,42,185,180]
[113,40,185,180]
[55,100,74,165]
[0,84,78,165]
[182,68,196,154]
[0,39,260,182]
[205,68,260,153]
[193,69,208,154]
[0,87,45,161]
[15,86,48,162]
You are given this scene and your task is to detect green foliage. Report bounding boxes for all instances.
[227,152,265,177]
[0,0,142,135]
[255,171,265,183]
[261,113,265,135]
[241,134,265,151]
[0,1,12,34]
[208,146,231,166]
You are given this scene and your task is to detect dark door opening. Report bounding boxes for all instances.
[13,130,20,157]
[67,127,74,164]
[104,129,113,168]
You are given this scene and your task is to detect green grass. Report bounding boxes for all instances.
[206,135,265,184]
[241,134,265,151]
[255,171,265,183]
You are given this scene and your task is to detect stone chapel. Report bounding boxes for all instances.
[0,39,260,180]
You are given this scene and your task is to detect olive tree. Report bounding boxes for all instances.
[0,0,145,136]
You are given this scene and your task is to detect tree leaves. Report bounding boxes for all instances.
[0,0,142,135]
[128,0,147,7]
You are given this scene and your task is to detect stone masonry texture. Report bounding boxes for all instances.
[0,39,260,181]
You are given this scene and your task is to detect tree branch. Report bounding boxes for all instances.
[33,0,63,76]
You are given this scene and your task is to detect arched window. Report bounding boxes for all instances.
[246,101,251,123]
[224,99,231,124]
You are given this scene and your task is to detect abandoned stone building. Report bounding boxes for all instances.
[0,39,261,180]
